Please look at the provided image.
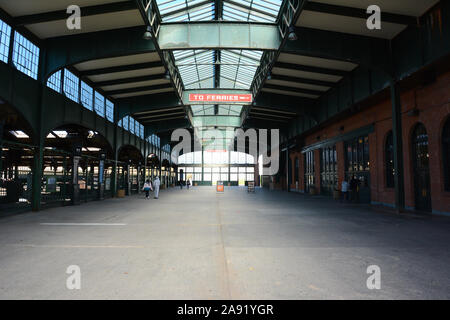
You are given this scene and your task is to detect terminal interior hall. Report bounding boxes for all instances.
[0,0,450,299]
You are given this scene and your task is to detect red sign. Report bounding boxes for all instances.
[189,93,252,103]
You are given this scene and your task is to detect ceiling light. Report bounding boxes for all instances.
[143,26,152,40]
[287,26,298,41]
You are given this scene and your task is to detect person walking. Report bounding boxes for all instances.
[341,179,349,203]
[349,176,360,203]
[179,170,184,189]
[153,176,161,199]
[142,180,152,200]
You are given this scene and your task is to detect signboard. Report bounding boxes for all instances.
[189,94,252,103]
[216,181,224,193]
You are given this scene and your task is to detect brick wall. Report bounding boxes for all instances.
[288,70,450,214]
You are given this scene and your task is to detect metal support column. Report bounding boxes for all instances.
[127,162,131,196]
[137,162,142,194]
[71,156,81,205]
[286,146,290,192]
[390,82,405,211]
[201,145,204,183]
[111,159,117,197]
[0,121,4,175]
[98,153,105,200]
[31,145,43,211]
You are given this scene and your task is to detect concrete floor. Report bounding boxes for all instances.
[0,187,449,300]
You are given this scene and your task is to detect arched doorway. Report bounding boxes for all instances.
[0,103,35,212]
[118,145,144,196]
[44,124,114,205]
[412,123,432,212]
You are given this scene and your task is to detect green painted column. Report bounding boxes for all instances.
[201,146,204,182]
[111,159,117,197]
[390,82,405,211]
[31,143,44,211]
[99,153,105,200]
[126,162,131,196]
[0,121,4,176]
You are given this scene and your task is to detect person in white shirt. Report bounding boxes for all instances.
[341,179,349,202]
[153,176,161,199]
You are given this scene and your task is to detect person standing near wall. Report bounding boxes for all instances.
[341,179,349,203]
[153,176,161,199]
[350,176,360,203]
[179,170,184,189]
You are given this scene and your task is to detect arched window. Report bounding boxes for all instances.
[443,118,450,191]
[385,131,395,188]
[294,157,299,182]
[412,123,432,212]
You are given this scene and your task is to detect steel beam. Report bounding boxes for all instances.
[104,83,172,96]
[264,84,325,97]
[117,92,181,119]
[95,74,166,87]
[270,74,335,88]
[79,61,164,77]
[158,22,281,50]
[274,61,349,77]
[254,92,315,114]
[304,1,417,26]
[14,1,137,26]
[45,26,157,80]
[283,27,391,69]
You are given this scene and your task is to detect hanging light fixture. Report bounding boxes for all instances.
[287,26,298,41]
[267,72,272,80]
[143,26,152,40]
[164,71,171,80]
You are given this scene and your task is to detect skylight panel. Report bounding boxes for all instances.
[157,0,215,22]
[222,0,282,22]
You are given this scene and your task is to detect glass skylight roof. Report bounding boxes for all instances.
[191,105,215,116]
[218,105,243,115]
[174,50,215,89]
[220,50,262,89]
[191,104,243,116]
[156,0,282,23]
[155,0,283,126]
[222,0,282,22]
[157,0,215,22]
